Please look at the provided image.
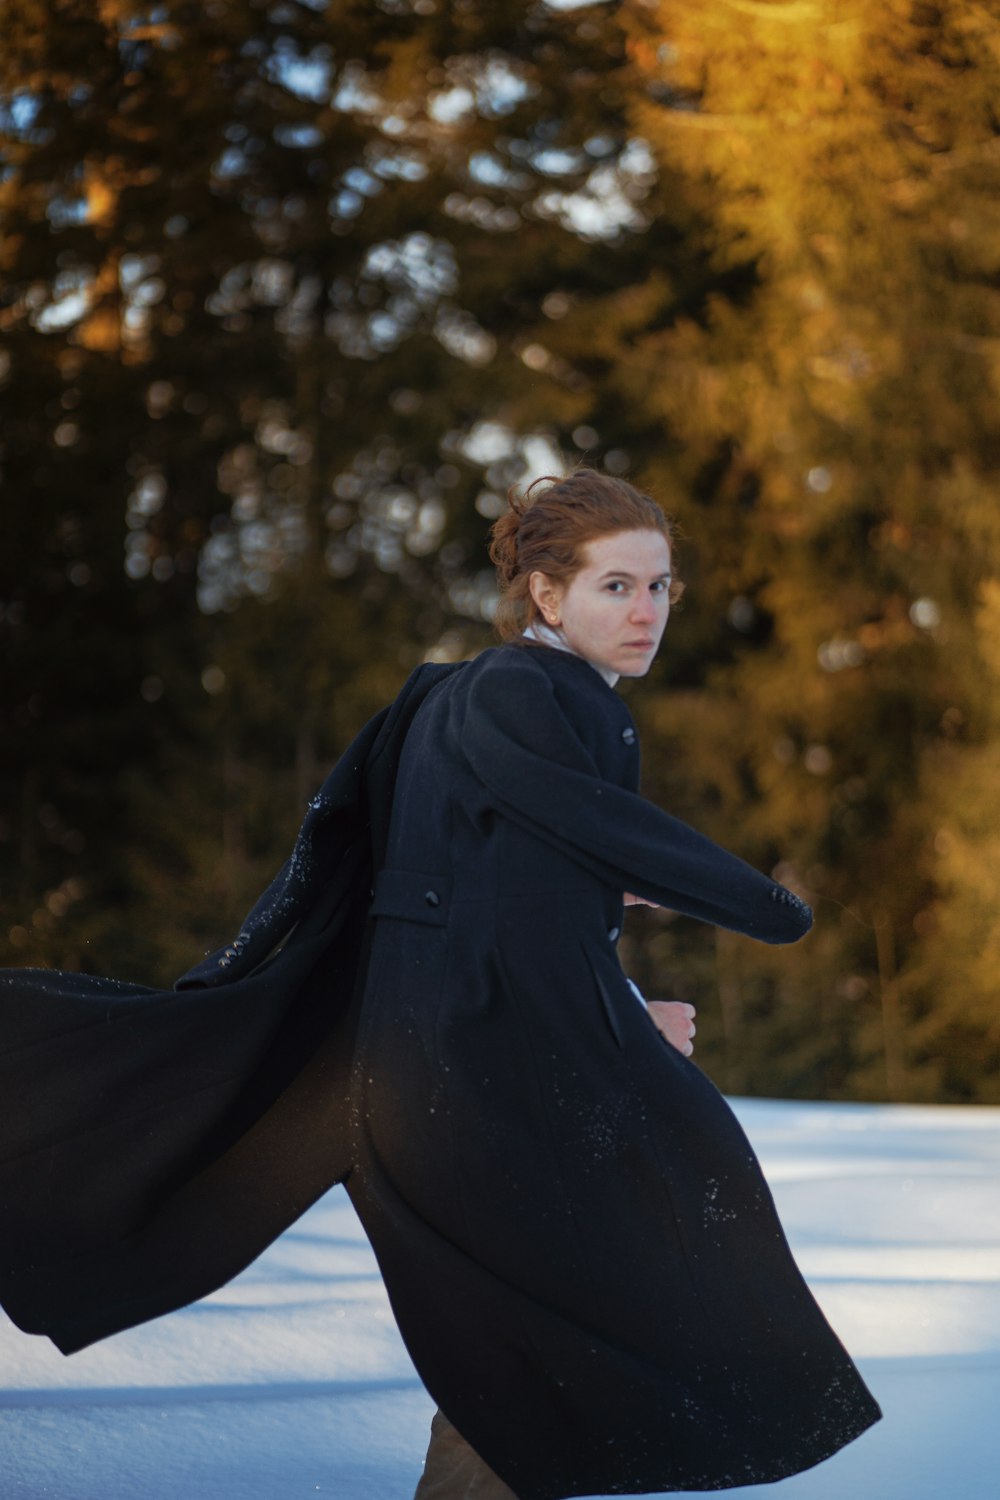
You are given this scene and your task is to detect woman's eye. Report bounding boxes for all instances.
[605,581,627,594]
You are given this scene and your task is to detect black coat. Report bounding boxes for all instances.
[0,643,880,1498]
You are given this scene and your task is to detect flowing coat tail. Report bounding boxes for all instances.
[0,662,458,1351]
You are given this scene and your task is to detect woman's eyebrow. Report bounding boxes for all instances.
[596,569,673,582]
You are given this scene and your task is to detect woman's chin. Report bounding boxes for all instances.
[614,649,658,677]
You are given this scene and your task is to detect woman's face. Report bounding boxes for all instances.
[530,529,673,678]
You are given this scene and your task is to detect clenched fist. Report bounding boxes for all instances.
[647,1001,696,1057]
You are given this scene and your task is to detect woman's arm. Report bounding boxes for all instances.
[463,656,811,946]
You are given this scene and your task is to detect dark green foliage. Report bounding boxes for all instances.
[0,0,647,977]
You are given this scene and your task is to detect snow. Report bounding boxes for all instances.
[3,1097,999,1500]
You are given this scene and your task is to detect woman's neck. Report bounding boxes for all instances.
[521,621,620,688]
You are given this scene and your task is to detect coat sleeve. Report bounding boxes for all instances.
[462,657,812,945]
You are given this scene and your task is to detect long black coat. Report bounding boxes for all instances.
[0,642,880,1498]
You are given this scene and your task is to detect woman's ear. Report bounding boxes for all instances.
[528,570,564,628]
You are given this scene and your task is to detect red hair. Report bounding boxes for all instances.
[489,468,682,641]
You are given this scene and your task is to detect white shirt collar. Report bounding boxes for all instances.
[522,621,620,688]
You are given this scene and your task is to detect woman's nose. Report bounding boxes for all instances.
[630,593,656,623]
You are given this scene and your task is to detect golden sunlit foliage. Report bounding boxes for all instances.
[609,0,1000,1101]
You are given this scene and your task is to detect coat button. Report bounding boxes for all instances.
[608,926,620,942]
[424,890,441,908]
[621,726,636,745]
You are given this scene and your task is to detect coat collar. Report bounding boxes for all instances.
[521,622,620,688]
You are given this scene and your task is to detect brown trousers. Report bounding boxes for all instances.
[413,1408,519,1499]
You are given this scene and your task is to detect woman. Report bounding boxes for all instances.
[346,470,879,1497]
[0,469,880,1499]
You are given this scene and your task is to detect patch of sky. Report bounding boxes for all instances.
[122,304,146,335]
[10,94,37,128]
[407,501,446,558]
[522,432,565,479]
[434,307,496,367]
[910,598,941,631]
[34,270,92,332]
[256,411,302,457]
[454,422,516,466]
[619,136,656,180]
[331,188,364,219]
[276,508,310,556]
[468,152,523,188]
[116,37,152,70]
[369,312,403,352]
[449,569,499,623]
[267,49,332,103]
[128,472,167,520]
[131,277,166,308]
[326,310,374,359]
[429,55,533,124]
[273,122,324,149]
[372,151,428,182]
[120,254,161,292]
[429,87,475,125]
[478,57,533,117]
[531,147,587,177]
[365,234,457,301]
[534,138,655,242]
[46,195,87,228]
[206,264,250,318]
[124,532,152,580]
[333,62,382,116]
[461,423,563,474]
[213,146,246,180]
[252,259,294,307]
[343,167,381,197]
[3,93,44,139]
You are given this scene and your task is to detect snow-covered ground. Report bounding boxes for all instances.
[2,1098,999,1500]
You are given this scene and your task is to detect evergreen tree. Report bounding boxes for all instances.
[609,0,1000,1101]
[0,0,674,981]
[7,0,997,1105]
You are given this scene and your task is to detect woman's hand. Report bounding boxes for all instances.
[647,1001,696,1057]
[623,892,659,907]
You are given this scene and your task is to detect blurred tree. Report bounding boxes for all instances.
[605,0,1000,1101]
[0,0,677,980]
[4,0,998,1104]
